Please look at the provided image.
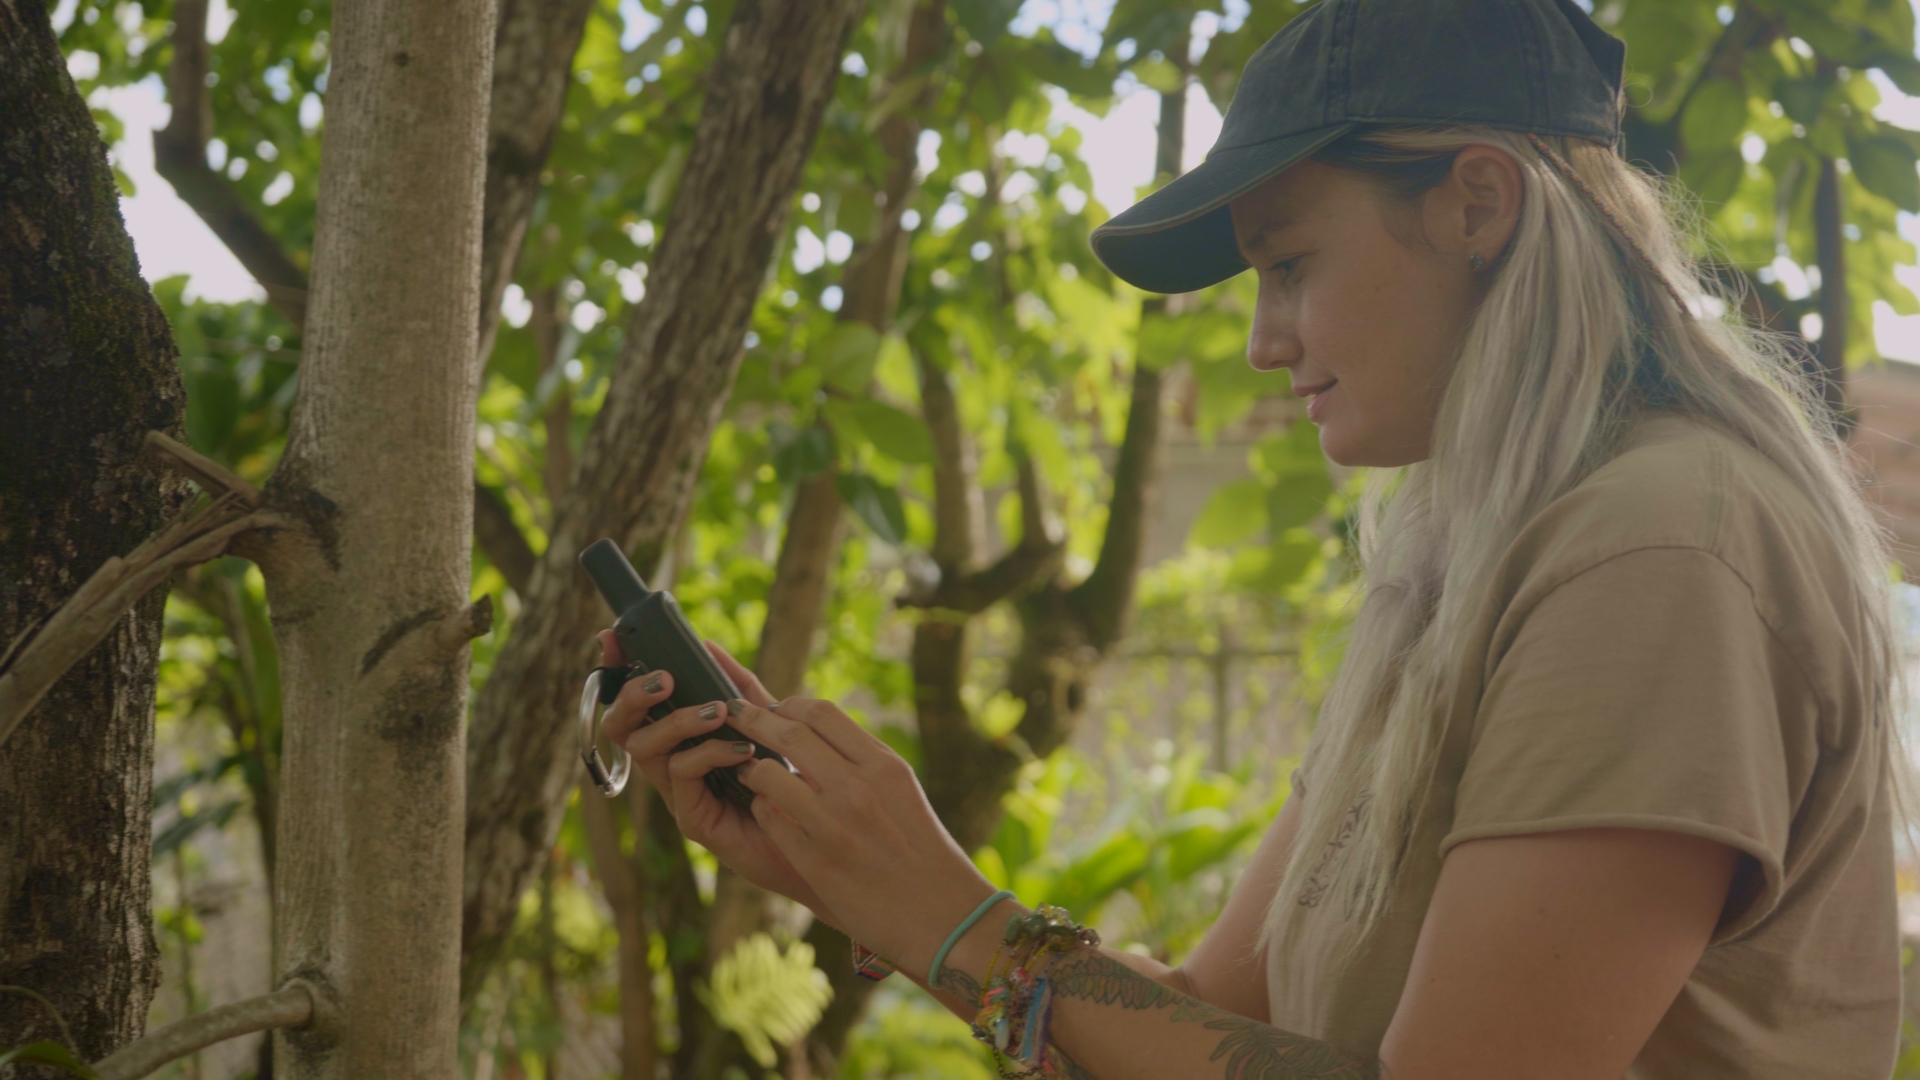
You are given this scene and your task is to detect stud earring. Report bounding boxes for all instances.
[1468,252,1487,272]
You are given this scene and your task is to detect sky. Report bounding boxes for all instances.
[91,0,1920,362]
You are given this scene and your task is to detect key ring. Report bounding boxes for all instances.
[579,665,635,797]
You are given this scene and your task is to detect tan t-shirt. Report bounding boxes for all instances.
[1267,413,1900,1078]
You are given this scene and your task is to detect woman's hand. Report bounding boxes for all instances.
[722,696,1005,978]
[594,631,839,928]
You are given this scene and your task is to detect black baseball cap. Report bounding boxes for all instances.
[1090,0,1627,294]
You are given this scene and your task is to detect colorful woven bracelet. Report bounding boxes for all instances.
[851,941,896,981]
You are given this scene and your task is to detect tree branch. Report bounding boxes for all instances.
[153,0,309,328]
[0,433,279,748]
[91,984,315,1080]
[918,349,980,573]
[473,481,536,596]
[1069,351,1166,648]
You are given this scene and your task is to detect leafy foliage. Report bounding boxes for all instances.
[79,0,1920,1072]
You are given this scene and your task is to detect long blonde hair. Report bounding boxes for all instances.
[1264,126,1902,946]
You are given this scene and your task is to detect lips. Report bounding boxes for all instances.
[1293,378,1336,399]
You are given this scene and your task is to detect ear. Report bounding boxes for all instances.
[1427,144,1523,264]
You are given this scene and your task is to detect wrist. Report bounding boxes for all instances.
[931,894,1024,997]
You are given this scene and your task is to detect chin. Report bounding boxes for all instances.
[1316,422,1426,469]
[1316,423,1368,468]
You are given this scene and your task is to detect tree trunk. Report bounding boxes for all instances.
[577,784,656,1080]
[154,0,311,328]
[754,0,949,700]
[475,0,596,365]
[0,0,186,1060]
[1812,155,1850,434]
[460,0,866,997]
[804,33,1183,1063]
[0,0,186,1066]
[262,0,495,1075]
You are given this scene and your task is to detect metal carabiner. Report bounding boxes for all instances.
[579,665,635,797]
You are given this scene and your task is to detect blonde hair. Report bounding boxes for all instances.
[1263,126,1903,947]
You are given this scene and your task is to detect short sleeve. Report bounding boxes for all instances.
[1440,547,1801,942]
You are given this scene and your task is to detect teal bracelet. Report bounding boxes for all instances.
[929,889,1015,987]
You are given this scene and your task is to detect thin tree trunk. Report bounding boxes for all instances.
[263,0,495,1075]
[804,32,1184,1063]
[476,0,596,366]
[578,784,657,1080]
[460,0,867,997]
[154,0,311,327]
[1813,155,1850,433]
[754,0,949,700]
[0,0,186,1066]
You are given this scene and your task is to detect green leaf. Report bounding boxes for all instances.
[1189,478,1267,548]
[810,322,882,394]
[1678,147,1745,206]
[1130,56,1185,94]
[1039,832,1150,916]
[1775,76,1832,127]
[770,423,835,482]
[1267,470,1334,532]
[1679,78,1747,154]
[0,1041,102,1079]
[1848,133,1920,212]
[153,798,244,858]
[835,473,906,545]
[953,0,1021,46]
[699,934,833,1068]
[821,398,934,464]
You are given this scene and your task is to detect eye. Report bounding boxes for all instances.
[1266,255,1303,280]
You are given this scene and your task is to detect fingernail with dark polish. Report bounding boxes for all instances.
[728,698,746,716]
[642,672,663,694]
[698,703,720,721]
[731,741,753,755]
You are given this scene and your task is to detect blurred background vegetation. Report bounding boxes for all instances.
[47,0,1920,1075]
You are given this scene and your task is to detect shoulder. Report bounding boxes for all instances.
[1489,411,1861,702]
[1501,413,1836,597]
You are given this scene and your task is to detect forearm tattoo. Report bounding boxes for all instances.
[932,948,1378,1080]
[1042,951,1382,1080]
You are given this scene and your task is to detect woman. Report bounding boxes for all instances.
[601,0,1904,1075]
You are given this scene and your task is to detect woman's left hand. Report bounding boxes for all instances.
[720,697,1004,978]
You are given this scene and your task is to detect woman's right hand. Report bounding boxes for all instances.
[595,630,839,929]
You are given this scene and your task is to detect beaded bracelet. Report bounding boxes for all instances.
[969,904,1100,1077]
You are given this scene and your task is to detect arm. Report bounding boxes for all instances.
[908,794,1302,1025]
[712,697,1737,1080]
[929,826,1733,1080]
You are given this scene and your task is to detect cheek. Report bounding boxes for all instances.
[1302,248,1460,409]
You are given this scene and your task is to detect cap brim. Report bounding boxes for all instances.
[1090,124,1354,294]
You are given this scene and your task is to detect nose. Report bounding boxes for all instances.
[1245,290,1300,373]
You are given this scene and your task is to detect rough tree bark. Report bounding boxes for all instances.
[460,0,868,998]
[0,0,186,1063]
[261,0,496,1076]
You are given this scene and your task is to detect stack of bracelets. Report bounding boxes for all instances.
[849,894,1099,1078]
[972,904,1101,1076]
